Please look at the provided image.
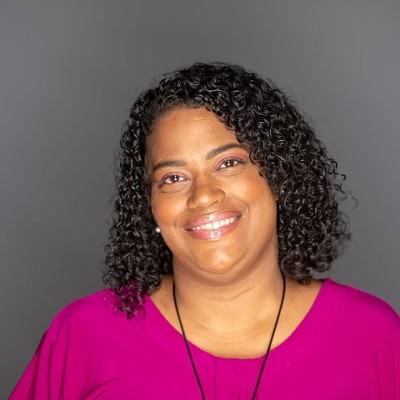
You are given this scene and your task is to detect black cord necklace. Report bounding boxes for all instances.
[172,269,286,400]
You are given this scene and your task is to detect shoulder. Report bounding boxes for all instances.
[45,289,128,340]
[54,289,115,319]
[323,279,400,334]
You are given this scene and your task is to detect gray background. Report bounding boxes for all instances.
[1,0,399,396]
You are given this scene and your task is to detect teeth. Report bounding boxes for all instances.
[191,217,238,231]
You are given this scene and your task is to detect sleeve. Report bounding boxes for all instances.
[9,328,66,399]
[9,305,91,400]
[375,309,400,399]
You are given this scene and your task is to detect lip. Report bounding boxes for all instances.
[184,211,242,240]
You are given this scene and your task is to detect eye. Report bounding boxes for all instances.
[158,174,186,187]
[218,157,244,169]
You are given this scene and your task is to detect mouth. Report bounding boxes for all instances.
[184,211,242,240]
[186,216,240,231]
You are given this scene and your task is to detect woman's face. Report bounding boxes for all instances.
[147,107,279,283]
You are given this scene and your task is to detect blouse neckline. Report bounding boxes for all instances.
[136,279,339,370]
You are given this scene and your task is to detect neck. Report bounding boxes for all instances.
[171,264,284,333]
[171,268,286,400]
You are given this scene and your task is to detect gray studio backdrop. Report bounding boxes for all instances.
[1,0,399,396]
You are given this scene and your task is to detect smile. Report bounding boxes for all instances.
[184,212,242,240]
[187,216,240,231]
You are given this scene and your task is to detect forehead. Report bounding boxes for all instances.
[146,107,241,163]
[151,107,230,137]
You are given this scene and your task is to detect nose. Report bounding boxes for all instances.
[187,175,225,209]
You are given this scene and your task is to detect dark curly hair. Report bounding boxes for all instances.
[103,62,350,317]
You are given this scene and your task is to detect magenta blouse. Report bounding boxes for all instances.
[10,279,400,399]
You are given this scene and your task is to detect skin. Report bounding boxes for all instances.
[148,107,321,358]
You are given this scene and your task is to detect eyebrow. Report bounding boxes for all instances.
[152,143,248,173]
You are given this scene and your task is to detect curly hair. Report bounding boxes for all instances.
[103,62,350,317]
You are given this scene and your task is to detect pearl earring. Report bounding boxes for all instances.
[155,227,161,233]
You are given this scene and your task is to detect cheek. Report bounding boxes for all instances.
[151,198,165,225]
[151,197,187,254]
[151,195,184,227]
[235,174,274,201]
[241,179,277,218]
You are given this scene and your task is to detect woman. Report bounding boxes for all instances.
[11,63,400,399]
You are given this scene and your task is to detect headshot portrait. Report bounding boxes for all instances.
[2,1,399,399]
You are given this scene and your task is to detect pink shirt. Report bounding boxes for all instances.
[10,279,400,399]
